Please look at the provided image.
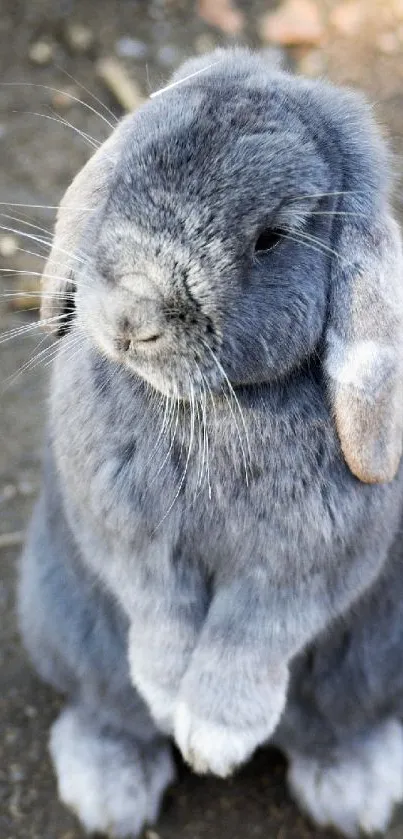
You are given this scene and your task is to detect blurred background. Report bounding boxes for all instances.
[1,1,403,837]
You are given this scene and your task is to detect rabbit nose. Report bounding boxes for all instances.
[117,303,165,351]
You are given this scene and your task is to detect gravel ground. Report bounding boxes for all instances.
[2,1,403,837]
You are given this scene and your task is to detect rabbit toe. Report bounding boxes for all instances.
[174,701,271,777]
[49,705,175,837]
[287,719,403,837]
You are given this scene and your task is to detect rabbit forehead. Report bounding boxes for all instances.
[106,91,330,235]
[129,83,323,173]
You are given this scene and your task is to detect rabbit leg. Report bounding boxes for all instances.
[19,483,175,837]
[49,703,174,838]
[287,719,403,837]
[276,550,403,837]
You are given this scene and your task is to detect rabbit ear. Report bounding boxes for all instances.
[41,118,130,335]
[325,213,403,483]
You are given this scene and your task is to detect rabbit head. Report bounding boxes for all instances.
[41,49,403,484]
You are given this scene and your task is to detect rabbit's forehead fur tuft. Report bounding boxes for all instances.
[101,87,326,267]
[55,50,394,404]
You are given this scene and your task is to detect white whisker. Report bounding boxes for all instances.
[0,202,95,211]
[2,335,57,390]
[204,344,251,485]
[43,333,84,369]
[294,210,364,217]
[200,381,212,499]
[284,228,343,262]
[16,111,100,150]
[289,190,359,202]
[201,369,218,457]
[54,67,119,125]
[153,376,195,531]
[150,62,221,99]
[279,229,348,265]
[0,268,69,280]
[1,290,74,297]
[149,395,180,487]
[0,267,91,290]
[144,393,172,467]
[0,212,53,240]
[0,223,86,265]
[49,107,103,150]
[194,390,206,492]
[2,81,116,129]
[0,313,68,345]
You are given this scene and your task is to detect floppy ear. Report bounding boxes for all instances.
[41,116,131,335]
[325,212,403,483]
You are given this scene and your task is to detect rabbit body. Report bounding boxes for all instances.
[19,50,403,836]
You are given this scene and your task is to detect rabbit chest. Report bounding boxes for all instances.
[50,339,400,597]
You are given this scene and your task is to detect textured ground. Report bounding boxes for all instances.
[2,1,403,837]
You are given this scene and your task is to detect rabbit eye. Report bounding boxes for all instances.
[254,229,283,253]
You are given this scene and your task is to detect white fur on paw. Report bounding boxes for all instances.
[131,672,175,735]
[174,701,271,777]
[288,719,403,837]
[49,706,175,838]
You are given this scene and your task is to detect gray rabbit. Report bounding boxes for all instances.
[18,48,403,837]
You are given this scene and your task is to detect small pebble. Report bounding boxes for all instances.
[5,731,18,746]
[9,787,22,819]
[197,0,244,35]
[29,41,54,65]
[116,36,149,60]
[51,85,81,111]
[65,22,94,53]
[24,704,38,718]
[261,0,324,46]
[0,484,17,502]
[148,2,165,21]
[329,1,364,37]
[377,32,400,53]
[157,45,180,67]
[10,764,25,783]
[0,234,18,258]
[18,479,36,496]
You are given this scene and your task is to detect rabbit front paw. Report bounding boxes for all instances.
[132,671,176,735]
[128,624,198,735]
[174,702,266,776]
[174,668,288,777]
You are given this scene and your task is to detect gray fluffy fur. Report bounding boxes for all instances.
[18,49,403,836]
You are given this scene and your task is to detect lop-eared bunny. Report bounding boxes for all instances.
[19,49,403,837]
